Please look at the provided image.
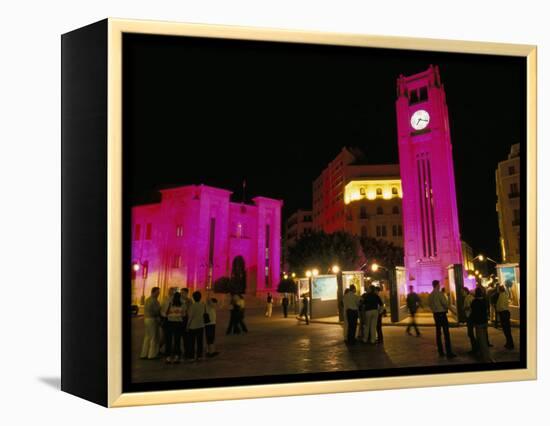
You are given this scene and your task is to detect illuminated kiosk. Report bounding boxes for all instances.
[310,274,338,319]
[496,263,520,320]
[396,65,464,293]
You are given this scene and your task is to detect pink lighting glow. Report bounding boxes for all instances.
[396,65,464,293]
[131,184,283,300]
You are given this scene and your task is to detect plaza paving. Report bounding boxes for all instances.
[131,306,520,384]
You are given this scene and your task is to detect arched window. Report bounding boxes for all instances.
[376,188,382,196]
[359,187,365,195]
[392,206,399,215]
[376,206,383,215]
[392,187,398,195]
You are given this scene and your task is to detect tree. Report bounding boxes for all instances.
[277,278,298,294]
[230,255,247,294]
[213,276,232,294]
[287,231,363,274]
[359,236,404,270]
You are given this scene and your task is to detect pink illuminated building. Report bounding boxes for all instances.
[396,65,464,292]
[131,184,283,301]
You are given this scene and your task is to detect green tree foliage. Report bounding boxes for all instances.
[359,236,404,270]
[276,278,298,294]
[287,231,363,274]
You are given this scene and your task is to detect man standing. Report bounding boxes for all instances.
[140,287,161,360]
[406,285,422,337]
[265,292,273,318]
[496,285,515,349]
[428,280,456,359]
[282,295,289,318]
[299,293,309,325]
[343,285,361,344]
[462,287,476,354]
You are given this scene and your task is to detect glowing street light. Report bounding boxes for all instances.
[132,263,141,272]
[312,268,319,277]
[478,254,485,261]
[305,270,312,278]
[283,274,288,280]
[331,265,340,274]
[291,272,296,278]
[371,263,379,272]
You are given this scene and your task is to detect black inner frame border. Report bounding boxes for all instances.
[121,32,528,394]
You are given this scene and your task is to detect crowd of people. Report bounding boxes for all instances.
[339,279,515,363]
[140,287,220,364]
[139,279,516,367]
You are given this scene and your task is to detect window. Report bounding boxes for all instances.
[360,206,367,219]
[392,206,400,214]
[360,187,366,195]
[419,86,428,102]
[513,209,520,226]
[134,224,141,241]
[376,188,382,196]
[176,224,184,237]
[382,225,387,237]
[361,226,368,238]
[142,261,149,279]
[398,225,403,236]
[409,89,418,104]
[376,226,381,237]
[376,206,384,215]
[392,225,398,237]
[392,187,398,195]
[145,223,152,240]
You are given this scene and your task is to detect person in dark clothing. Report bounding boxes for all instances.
[236,294,248,333]
[361,286,383,344]
[462,287,477,354]
[282,295,289,318]
[226,294,241,335]
[428,280,456,359]
[470,287,493,362]
[299,294,309,325]
[406,285,422,337]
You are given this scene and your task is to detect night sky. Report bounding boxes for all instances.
[123,34,526,261]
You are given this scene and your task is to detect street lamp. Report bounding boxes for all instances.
[371,263,379,272]
[291,272,296,278]
[305,270,312,278]
[312,268,319,277]
[331,265,340,274]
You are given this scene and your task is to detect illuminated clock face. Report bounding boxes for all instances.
[410,109,430,130]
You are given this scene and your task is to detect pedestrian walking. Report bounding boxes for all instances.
[361,285,383,344]
[342,288,350,339]
[299,293,309,325]
[428,280,456,359]
[265,292,273,317]
[226,294,241,335]
[406,285,422,336]
[205,297,220,357]
[374,287,386,344]
[343,285,361,344]
[140,287,161,360]
[236,294,248,333]
[185,291,206,362]
[164,291,185,364]
[496,285,515,349]
[462,287,477,354]
[470,287,494,362]
[487,283,499,328]
[282,295,289,318]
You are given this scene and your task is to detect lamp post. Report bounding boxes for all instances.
[332,264,344,322]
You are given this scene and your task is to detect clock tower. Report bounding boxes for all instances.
[396,65,463,292]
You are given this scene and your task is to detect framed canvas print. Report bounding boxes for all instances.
[61,18,537,407]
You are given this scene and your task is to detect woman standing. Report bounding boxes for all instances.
[164,291,185,364]
[186,291,206,362]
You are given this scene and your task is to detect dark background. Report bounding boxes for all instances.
[123,34,526,261]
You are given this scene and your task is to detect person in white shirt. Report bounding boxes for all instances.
[428,280,456,359]
[186,291,206,361]
[164,291,185,364]
[265,292,273,318]
[343,285,361,344]
[140,287,161,360]
[496,286,514,349]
